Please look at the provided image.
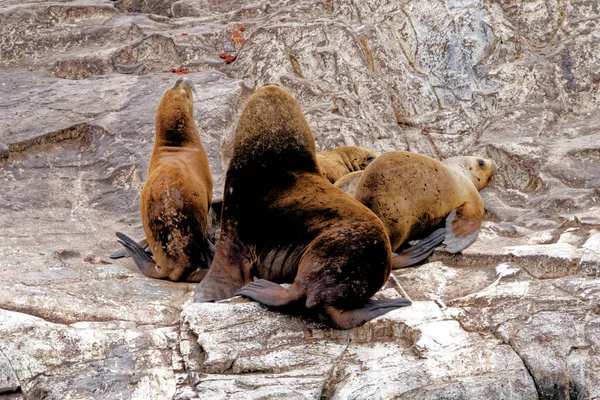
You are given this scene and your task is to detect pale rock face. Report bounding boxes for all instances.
[0,0,599,398]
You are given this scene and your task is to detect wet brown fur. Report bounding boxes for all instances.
[140,79,213,281]
[354,151,495,252]
[194,85,395,326]
[316,146,376,183]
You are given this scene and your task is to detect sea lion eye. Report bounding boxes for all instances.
[366,156,375,163]
[478,159,485,169]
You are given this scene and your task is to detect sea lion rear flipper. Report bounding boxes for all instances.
[109,238,151,259]
[235,279,303,308]
[324,299,412,329]
[183,238,216,283]
[184,268,209,283]
[443,203,482,253]
[391,228,446,269]
[115,232,169,279]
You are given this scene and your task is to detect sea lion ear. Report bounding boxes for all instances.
[442,205,482,253]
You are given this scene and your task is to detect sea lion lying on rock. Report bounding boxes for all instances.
[316,146,376,183]
[115,77,214,282]
[354,151,496,267]
[193,84,411,329]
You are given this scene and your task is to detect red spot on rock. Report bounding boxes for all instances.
[169,67,189,74]
[219,53,237,64]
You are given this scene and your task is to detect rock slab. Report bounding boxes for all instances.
[0,0,599,398]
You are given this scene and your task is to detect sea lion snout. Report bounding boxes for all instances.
[490,160,498,176]
[261,83,281,88]
[171,77,196,95]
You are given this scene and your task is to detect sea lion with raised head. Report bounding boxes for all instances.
[316,146,376,183]
[354,151,496,267]
[193,85,410,329]
[115,77,214,282]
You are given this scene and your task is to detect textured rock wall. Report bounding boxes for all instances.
[0,0,599,399]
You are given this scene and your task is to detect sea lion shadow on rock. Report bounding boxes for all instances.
[193,84,411,329]
[114,77,215,282]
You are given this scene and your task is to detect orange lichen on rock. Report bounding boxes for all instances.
[219,53,237,64]
[169,67,189,74]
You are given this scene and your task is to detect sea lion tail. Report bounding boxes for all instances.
[391,228,445,269]
[115,232,169,279]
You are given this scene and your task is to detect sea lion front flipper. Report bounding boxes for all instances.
[235,279,303,308]
[109,238,151,259]
[324,299,412,329]
[115,232,170,279]
[391,228,446,269]
[443,202,482,253]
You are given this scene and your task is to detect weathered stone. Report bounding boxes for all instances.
[182,298,537,399]
[0,309,178,399]
[1,0,599,398]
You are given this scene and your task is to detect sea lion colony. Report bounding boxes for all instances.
[114,79,496,329]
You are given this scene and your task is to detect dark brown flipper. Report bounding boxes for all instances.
[115,232,169,279]
[235,279,303,308]
[185,268,209,283]
[391,228,446,269]
[443,204,482,253]
[183,238,216,283]
[193,229,249,303]
[211,198,223,221]
[109,238,150,259]
[323,299,412,329]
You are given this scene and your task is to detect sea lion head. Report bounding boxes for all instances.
[443,156,497,190]
[155,77,198,146]
[229,84,318,176]
[350,146,377,170]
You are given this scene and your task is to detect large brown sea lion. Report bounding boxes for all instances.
[193,85,411,329]
[354,151,496,266]
[316,146,376,183]
[115,77,214,282]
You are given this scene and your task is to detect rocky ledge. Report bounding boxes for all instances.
[0,0,599,399]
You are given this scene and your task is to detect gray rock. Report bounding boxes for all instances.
[0,0,599,398]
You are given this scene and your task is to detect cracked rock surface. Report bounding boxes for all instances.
[0,0,599,398]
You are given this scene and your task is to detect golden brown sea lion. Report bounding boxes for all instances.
[316,146,376,183]
[193,85,410,329]
[115,77,214,282]
[354,151,496,266]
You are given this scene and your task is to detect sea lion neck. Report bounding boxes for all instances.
[155,113,201,148]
